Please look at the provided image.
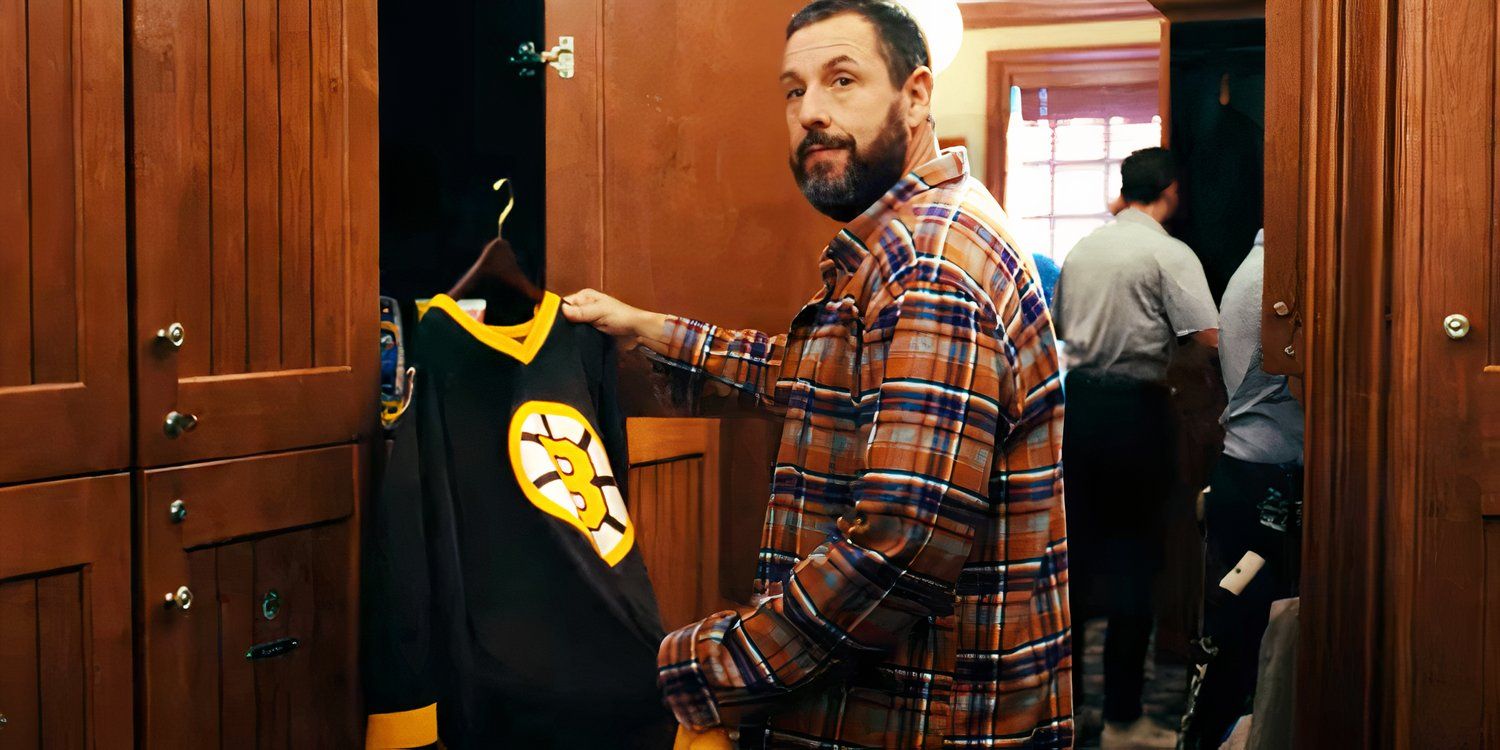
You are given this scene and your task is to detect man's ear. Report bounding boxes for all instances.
[903,66,934,128]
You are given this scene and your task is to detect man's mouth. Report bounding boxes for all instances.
[803,145,846,162]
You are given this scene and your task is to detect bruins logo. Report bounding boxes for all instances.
[509,401,634,566]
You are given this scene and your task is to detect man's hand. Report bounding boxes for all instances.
[560,288,668,350]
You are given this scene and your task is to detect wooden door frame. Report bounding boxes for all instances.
[984,40,1165,208]
[1263,0,1418,744]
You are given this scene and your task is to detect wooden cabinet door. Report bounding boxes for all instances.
[0,0,128,484]
[0,475,133,747]
[627,418,728,629]
[1400,0,1500,743]
[130,0,379,467]
[544,0,837,630]
[137,445,360,747]
[545,0,831,315]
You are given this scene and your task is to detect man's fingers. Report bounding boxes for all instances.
[562,288,600,307]
[560,299,598,323]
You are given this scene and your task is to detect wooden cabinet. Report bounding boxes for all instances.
[0,0,129,484]
[122,1,377,743]
[1,0,377,745]
[130,0,379,467]
[137,446,360,747]
[0,475,134,747]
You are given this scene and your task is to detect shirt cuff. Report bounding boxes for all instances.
[658,614,736,730]
[657,315,715,371]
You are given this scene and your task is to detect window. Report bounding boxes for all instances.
[985,44,1163,262]
[1005,98,1162,261]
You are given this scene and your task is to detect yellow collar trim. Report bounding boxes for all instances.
[424,292,560,364]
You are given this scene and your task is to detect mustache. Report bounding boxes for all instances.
[796,130,856,162]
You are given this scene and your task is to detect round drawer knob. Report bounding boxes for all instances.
[163,586,193,612]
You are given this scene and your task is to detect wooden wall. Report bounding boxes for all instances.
[545,0,842,628]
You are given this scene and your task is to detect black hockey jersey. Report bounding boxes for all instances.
[362,292,671,749]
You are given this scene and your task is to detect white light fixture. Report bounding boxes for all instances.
[895,0,964,76]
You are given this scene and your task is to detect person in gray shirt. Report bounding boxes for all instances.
[1185,231,1304,749]
[1053,147,1218,749]
[1217,231,1303,465]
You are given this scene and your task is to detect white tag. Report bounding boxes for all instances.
[1218,551,1266,595]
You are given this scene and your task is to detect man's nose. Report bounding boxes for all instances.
[797,87,833,131]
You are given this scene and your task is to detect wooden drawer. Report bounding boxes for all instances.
[141,443,356,551]
[137,444,360,747]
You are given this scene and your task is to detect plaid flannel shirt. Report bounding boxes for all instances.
[652,149,1071,749]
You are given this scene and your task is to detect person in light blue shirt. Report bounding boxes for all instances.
[1186,230,1305,749]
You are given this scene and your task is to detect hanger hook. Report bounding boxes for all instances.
[492,178,516,237]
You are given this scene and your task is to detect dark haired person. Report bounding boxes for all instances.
[1053,147,1218,748]
[562,1,1072,747]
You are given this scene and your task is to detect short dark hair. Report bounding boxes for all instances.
[787,0,930,88]
[1120,147,1177,204]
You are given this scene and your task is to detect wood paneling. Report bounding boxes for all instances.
[132,0,379,466]
[1147,0,1264,22]
[1279,0,1500,742]
[136,445,359,748]
[985,44,1162,208]
[548,0,831,334]
[628,418,728,630]
[545,0,832,646]
[1279,0,1394,742]
[0,0,31,387]
[1398,0,1500,742]
[0,579,42,747]
[0,475,134,747]
[958,0,1160,28]
[0,0,129,483]
[1260,0,1303,376]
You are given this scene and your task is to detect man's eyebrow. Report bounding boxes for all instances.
[781,53,862,84]
[823,54,859,71]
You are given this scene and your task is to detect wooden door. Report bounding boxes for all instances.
[1397,0,1500,743]
[137,446,360,747]
[0,0,129,484]
[0,475,133,747]
[544,0,839,629]
[130,0,379,467]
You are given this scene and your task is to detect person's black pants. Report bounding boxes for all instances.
[1063,372,1175,725]
[1186,454,1301,748]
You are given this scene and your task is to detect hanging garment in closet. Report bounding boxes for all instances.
[363,292,672,749]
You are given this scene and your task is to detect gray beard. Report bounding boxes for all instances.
[793,110,909,223]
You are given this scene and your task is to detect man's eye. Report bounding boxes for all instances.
[786,88,805,100]
[834,77,854,87]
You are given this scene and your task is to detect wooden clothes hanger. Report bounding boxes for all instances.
[446,178,545,304]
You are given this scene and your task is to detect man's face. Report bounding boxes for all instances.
[781,13,911,222]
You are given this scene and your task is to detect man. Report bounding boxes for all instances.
[1183,231,1303,748]
[1053,148,1217,749]
[562,1,1071,747]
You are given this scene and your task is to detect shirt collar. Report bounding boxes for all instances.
[820,147,971,277]
[1115,206,1169,236]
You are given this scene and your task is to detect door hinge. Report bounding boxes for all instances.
[509,36,574,79]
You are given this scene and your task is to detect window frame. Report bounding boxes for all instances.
[1008,117,1162,258]
[985,38,1168,209]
